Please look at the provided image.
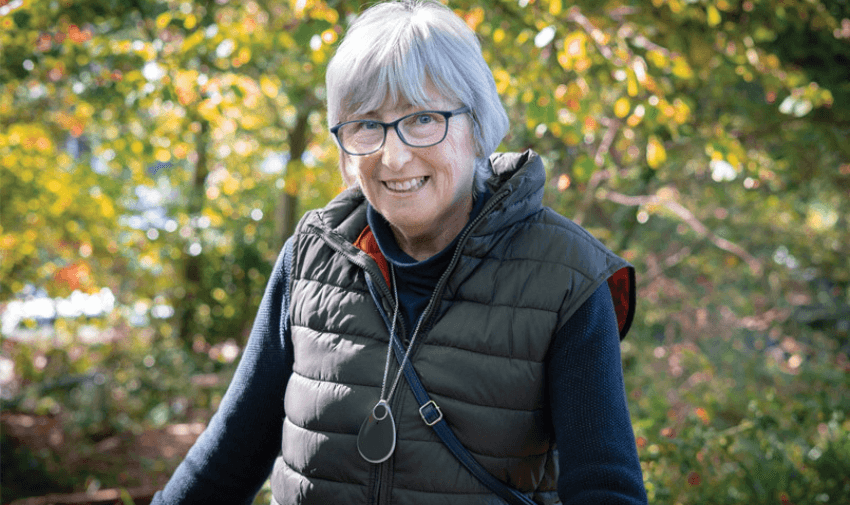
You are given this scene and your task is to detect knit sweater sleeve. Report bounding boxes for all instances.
[548,282,647,505]
[150,239,295,505]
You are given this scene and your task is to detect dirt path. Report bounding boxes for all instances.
[2,412,205,505]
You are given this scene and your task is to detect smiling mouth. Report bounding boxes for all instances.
[383,176,428,193]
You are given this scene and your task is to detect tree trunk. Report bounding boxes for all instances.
[178,119,210,343]
[274,108,312,251]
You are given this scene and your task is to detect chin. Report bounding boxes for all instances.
[386,211,432,233]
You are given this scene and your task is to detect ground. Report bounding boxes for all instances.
[1,411,204,505]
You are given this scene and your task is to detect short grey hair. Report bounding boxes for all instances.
[326,0,510,190]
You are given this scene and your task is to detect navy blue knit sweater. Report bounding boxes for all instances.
[151,202,647,504]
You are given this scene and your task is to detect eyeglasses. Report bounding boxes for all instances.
[330,106,471,156]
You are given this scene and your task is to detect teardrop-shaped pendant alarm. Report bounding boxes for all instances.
[357,400,397,464]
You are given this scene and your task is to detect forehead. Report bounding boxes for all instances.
[347,78,458,120]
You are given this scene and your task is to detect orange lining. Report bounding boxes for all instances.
[607,267,634,338]
[354,226,391,287]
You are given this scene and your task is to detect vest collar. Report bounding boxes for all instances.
[305,149,546,249]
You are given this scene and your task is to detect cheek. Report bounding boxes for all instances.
[440,141,476,188]
[339,157,356,186]
[342,156,368,186]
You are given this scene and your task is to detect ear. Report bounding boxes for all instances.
[469,112,484,158]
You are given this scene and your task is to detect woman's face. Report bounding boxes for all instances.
[342,85,477,254]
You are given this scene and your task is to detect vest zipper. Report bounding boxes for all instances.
[322,244,406,505]
[400,189,510,355]
[364,274,406,505]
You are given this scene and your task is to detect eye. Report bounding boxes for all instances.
[362,120,381,130]
[403,113,442,128]
[414,113,434,124]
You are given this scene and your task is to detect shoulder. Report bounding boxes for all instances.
[503,208,636,339]
[502,206,628,280]
[293,187,368,238]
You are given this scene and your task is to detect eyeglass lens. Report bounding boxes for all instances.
[338,112,449,155]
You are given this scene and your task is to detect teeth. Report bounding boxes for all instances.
[385,177,426,192]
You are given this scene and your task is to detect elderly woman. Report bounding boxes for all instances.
[152,1,645,504]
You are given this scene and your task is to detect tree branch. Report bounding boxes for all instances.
[639,246,692,288]
[566,7,615,61]
[600,189,764,275]
[574,118,625,225]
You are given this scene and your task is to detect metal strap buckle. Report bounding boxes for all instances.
[419,400,443,426]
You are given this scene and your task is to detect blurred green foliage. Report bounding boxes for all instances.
[1,0,849,503]
[623,323,850,504]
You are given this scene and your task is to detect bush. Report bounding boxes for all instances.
[624,322,850,504]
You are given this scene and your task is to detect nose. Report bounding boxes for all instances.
[381,126,413,171]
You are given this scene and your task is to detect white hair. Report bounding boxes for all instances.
[325,0,510,191]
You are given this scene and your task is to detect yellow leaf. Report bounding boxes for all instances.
[493,68,510,94]
[184,31,204,51]
[614,97,630,118]
[727,152,741,168]
[223,176,240,195]
[100,198,115,219]
[0,234,17,250]
[627,71,639,97]
[646,136,667,169]
[673,98,691,124]
[706,6,721,27]
[236,47,251,65]
[311,48,327,64]
[672,58,694,79]
[240,115,263,130]
[260,76,279,98]
[156,13,172,30]
[646,49,668,70]
[316,5,339,24]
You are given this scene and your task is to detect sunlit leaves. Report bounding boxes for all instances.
[0,0,347,343]
[0,0,845,353]
[646,136,667,170]
[614,97,631,118]
[557,32,589,72]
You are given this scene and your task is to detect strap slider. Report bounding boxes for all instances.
[419,400,443,426]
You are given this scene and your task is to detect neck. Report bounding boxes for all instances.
[390,197,473,262]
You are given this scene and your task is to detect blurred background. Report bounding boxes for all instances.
[1,0,848,503]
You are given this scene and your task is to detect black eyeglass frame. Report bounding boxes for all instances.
[330,106,472,156]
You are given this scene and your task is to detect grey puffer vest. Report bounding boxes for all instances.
[271,151,634,505]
